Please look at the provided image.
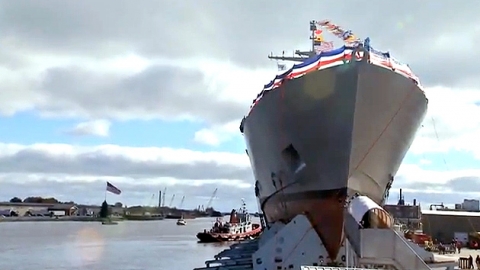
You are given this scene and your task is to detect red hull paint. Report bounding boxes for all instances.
[263,195,346,260]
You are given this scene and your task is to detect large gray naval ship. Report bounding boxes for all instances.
[239,20,428,259]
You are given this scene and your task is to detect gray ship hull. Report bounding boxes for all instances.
[243,55,427,258]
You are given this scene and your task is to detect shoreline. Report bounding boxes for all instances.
[0,216,124,223]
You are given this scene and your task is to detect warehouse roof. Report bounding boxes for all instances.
[422,210,480,217]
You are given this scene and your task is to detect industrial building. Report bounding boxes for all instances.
[0,202,78,217]
[383,189,422,231]
[384,203,422,230]
[383,189,480,244]
[0,202,52,216]
[76,204,124,216]
[455,199,480,211]
[421,210,480,244]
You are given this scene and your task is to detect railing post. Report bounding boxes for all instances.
[350,45,368,64]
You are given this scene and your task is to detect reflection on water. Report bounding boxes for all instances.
[0,218,234,270]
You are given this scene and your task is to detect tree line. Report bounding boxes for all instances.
[8,197,124,208]
[8,196,75,204]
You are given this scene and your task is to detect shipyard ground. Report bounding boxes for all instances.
[444,248,480,258]
[194,214,458,270]
[440,249,480,269]
[194,241,462,270]
[194,242,461,270]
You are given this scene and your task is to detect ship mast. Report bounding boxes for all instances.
[267,20,318,62]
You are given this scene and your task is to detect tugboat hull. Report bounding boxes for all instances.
[196,224,262,243]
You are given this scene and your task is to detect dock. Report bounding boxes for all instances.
[194,239,460,270]
[194,240,258,270]
[195,213,459,270]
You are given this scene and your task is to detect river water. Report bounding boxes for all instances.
[0,218,235,270]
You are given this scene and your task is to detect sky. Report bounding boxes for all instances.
[0,1,479,212]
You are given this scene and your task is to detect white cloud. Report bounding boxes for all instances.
[193,121,241,146]
[383,162,480,208]
[1,3,478,151]
[194,129,221,146]
[0,142,251,172]
[0,173,254,210]
[395,162,480,192]
[419,159,432,165]
[1,2,480,209]
[65,119,111,137]
[0,47,274,146]
[0,143,254,210]
[0,50,274,126]
[409,86,480,156]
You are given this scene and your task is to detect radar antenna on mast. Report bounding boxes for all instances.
[268,20,363,63]
[239,198,248,214]
[268,20,318,62]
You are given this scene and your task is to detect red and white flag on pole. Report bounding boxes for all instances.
[106,181,121,195]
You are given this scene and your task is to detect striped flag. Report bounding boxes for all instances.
[106,182,121,195]
[314,41,334,54]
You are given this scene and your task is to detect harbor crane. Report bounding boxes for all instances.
[168,194,176,208]
[148,193,155,206]
[178,195,185,209]
[161,187,167,207]
[205,188,218,210]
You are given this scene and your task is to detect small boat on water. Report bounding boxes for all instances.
[196,200,262,243]
[176,215,187,226]
[124,213,164,221]
[165,213,182,219]
[101,219,118,225]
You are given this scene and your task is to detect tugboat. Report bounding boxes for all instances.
[176,214,187,226]
[196,200,262,243]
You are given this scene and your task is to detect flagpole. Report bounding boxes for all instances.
[104,182,107,202]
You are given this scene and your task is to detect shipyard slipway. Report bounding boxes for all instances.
[194,196,457,270]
